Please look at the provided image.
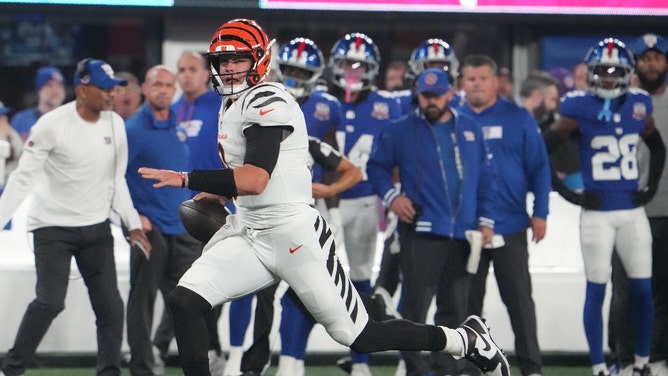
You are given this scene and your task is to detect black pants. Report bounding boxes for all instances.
[1,221,124,376]
[398,227,474,376]
[609,217,668,365]
[126,227,202,376]
[468,231,542,376]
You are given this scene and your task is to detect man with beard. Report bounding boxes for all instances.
[608,33,668,376]
[520,71,583,190]
[368,68,499,376]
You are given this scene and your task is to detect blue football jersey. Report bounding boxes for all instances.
[336,91,402,199]
[301,91,344,182]
[560,89,653,211]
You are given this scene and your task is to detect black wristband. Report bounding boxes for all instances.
[188,169,238,198]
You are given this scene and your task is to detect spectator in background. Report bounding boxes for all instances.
[459,54,551,376]
[112,71,142,120]
[11,66,66,141]
[124,65,202,376]
[0,101,23,230]
[572,62,589,91]
[496,66,514,100]
[519,71,560,129]
[608,33,668,376]
[384,60,411,91]
[0,101,22,184]
[0,58,151,376]
[547,67,576,98]
[368,67,498,376]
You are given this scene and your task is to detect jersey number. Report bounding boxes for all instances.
[590,134,639,181]
[336,131,373,181]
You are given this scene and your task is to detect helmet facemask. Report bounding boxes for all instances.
[276,38,325,99]
[329,33,381,99]
[207,18,274,99]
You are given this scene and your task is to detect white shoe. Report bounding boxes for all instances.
[209,349,226,376]
[454,315,510,376]
[351,362,373,376]
[652,360,668,376]
[295,359,305,376]
[276,355,297,376]
[394,359,406,376]
[223,346,243,376]
[153,346,166,376]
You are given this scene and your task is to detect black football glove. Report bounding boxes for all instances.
[632,187,657,207]
[572,191,602,210]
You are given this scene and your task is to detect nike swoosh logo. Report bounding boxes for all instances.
[259,108,275,116]
[289,244,303,254]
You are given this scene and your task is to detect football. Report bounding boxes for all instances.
[178,199,231,243]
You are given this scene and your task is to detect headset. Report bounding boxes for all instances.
[74,58,93,85]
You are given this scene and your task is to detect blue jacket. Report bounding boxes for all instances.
[368,108,498,240]
[458,98,551,234]
[126,104,190,235]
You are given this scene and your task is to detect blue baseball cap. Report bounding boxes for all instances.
[35,66,65,91]
[416,68,451,96]
[73,59,128,90]
[0,100,10,116]
[632,33,668,57]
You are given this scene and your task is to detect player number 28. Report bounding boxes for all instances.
[590,134,639,181]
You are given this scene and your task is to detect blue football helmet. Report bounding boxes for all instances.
[328,32,381,92]
[409,38,459,80]
[584,38,635,99]
[276,37,325,99]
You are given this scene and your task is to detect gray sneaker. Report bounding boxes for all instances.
[455,315,510,376]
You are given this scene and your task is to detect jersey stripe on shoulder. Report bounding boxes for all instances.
[241,83,288,113]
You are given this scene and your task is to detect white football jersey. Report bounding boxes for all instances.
[217,82,313,222]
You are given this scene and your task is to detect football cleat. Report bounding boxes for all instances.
[632,364,653,376]
[454,315,510,376]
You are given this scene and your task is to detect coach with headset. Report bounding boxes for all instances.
[0,58,150,376]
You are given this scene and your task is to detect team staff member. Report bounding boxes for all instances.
[124,65,202,376]
[151,51,228,376]
[368,68,498,376]
[0,58,150,376]
[138,18,509,376]
[543,38,665,376]
[458,54,551,376]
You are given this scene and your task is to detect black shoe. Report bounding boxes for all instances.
[632,364,652,376]
[454,315,510,376]
[241,372,262,376]
[336,356,353,374]
[372,289,402,320]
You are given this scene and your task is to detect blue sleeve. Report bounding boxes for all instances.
[522,114,551,219]
[559,91,585,119]
[367,122,399,205]
[474,125,499,227]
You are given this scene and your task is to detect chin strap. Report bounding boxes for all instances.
[597,97,613,122]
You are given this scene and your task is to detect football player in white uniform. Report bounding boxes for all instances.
[138,18,509,376]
